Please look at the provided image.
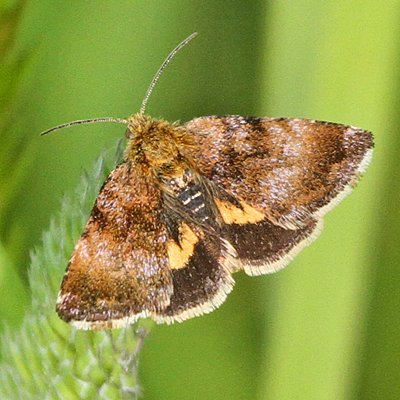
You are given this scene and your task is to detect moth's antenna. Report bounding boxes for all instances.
[41,33,198,136]
[40,117,128,136]
[139,32,198,115]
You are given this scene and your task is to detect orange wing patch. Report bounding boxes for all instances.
[215,199,264,225]
[167,223,199,270]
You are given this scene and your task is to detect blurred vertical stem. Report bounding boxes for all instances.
[351,7,400,400]
[0,0,31,328]
[258,2,399,400]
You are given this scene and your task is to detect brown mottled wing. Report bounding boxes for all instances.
[56,162,173,330]
[186,116,373,228]
[185,115,373,275]
[57,162,236,328]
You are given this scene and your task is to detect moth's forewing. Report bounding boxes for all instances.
[185,116,373,275]
[186,116,373,228]
[56,163,173,330]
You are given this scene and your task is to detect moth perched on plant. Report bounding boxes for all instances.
[42,33,373,330]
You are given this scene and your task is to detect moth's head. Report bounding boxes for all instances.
[125,113,154,140]
[125,113,187,170]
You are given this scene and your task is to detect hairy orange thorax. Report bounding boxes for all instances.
[125,113,195,177]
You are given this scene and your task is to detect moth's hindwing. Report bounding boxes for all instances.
[214,196,323,275]
[156,168,237,323]
[156,221,236,323]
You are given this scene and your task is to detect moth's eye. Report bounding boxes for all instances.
[161,163,173,171]
[157,163,175,177]
[125,129,133,139]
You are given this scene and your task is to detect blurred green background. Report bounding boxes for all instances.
[1,1,399,399]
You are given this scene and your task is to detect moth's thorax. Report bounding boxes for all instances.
[125,113,195,177]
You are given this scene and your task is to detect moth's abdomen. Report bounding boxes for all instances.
[176,183,210,224]
[161,168,219,228]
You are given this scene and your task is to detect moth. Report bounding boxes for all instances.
[42,33,374,330]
